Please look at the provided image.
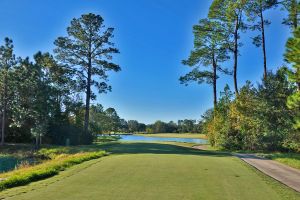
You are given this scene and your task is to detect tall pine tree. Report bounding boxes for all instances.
[54,13,120,136]
[0,38,16,145]
[246,0,277,79]
[181,19,230,109]
[209,0,248,96]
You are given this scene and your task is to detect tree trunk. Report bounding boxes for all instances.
[260,8,267,79]
[84,66,91,134]
[292,0,298,29]
[212,56,217,110]
[1,105,6,145]
[35,133,40,149]
[84,35,92,135]
[233,17,239,96]
[1,74,7,146]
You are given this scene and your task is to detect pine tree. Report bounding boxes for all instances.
[246,0,277,79]
[282,0,299,30]
[209,0,248,96]
[0,38,16,145]
[181,19,230,109]
[54,13,120,135]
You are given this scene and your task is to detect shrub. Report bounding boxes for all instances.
[46,124,93,145]
[204,69,297,151]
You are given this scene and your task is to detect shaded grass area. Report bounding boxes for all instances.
[96,142,227,157]
[137,133,207,139]
[0,144,34,155]
[1,142,299,200]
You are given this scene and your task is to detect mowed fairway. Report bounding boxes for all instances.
[1,143,299,200]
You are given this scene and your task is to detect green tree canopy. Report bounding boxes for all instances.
[285,27,300,129]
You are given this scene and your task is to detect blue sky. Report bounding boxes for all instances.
[0,0,291,124]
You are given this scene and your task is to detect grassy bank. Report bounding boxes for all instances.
[136,133,207,139]
[0,145,107,191]
[96,135,121,142]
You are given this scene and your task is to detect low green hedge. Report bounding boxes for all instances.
[0,151,107,191]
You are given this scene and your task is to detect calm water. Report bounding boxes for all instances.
[0,155,19,173]
[119,135,207,144]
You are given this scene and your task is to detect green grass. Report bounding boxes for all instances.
[96,135,121,142]
[136,133,207,139]
[1,142,299,200]
[102,132,132,135]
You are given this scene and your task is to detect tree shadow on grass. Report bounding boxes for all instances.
[95,142,230,157]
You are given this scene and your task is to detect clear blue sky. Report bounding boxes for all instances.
[0,0,291,124]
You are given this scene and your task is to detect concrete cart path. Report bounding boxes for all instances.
[192,145,300,193]
[235,153,300,193]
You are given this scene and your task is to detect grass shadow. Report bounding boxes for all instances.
[96,142,231,157]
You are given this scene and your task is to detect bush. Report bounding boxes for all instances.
[46,124,93,145]
[204,68,297,151]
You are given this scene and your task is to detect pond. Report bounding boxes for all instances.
[0,155,40,174]
[0,155,20,173]
[119,135,207,144]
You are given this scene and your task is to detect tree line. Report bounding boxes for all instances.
[145,120,202,134]
[181,0,300,151]
[0,13,120,146]
[91,112,203,135]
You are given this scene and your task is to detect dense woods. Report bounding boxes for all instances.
[182,0,300,151]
